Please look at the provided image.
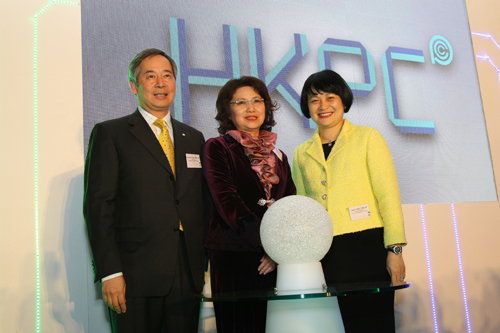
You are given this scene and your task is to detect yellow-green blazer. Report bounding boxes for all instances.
[292,120,406,247]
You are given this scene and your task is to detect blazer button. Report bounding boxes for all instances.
[321,180,327,186]
[322,194,327,200]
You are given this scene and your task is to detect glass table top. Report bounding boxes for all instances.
[202,281,410,302]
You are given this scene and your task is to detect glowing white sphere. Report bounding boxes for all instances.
[260,195,333,264]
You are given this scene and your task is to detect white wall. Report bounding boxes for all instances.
[0,0,499,332]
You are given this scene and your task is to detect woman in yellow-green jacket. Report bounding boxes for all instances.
[292,70,407,333]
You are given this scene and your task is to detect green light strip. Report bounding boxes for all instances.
[31,1,79,332]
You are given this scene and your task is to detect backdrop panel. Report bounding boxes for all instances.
[82,0,496,204]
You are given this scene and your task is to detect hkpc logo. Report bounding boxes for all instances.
[169,17,453,135]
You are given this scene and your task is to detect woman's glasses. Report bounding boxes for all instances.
[230,98,265,108]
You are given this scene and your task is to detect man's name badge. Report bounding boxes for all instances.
[186,153,202,168]
[348,204,371,221]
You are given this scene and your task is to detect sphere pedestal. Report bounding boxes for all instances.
[260,195,345,333]
[266,297,344,333]
[276,262,326,295]
[266,262,344,333]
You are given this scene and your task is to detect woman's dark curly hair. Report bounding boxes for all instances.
[215,76,278,135]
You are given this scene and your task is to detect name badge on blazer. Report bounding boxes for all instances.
[185,153,202,168]
[348,204,371,221]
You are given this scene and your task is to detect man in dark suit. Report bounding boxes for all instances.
[84,48,207,333]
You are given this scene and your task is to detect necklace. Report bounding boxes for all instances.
[321,140,335,147]
[320,136,336,147]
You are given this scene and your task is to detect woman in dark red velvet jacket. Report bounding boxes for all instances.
[203,76,296,332]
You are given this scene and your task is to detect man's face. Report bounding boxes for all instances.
[130,55,176,116]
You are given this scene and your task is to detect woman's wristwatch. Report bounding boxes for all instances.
[387,245,403,255]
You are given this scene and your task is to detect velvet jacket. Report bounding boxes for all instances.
[203,134,296,251]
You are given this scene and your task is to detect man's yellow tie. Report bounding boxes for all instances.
[153,118,183,231]
[153,118,176,176]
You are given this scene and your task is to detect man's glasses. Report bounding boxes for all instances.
[230,98,265,108]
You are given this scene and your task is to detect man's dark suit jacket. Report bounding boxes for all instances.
[84,110,206,297]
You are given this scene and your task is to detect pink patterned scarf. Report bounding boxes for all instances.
[227,130,279,206]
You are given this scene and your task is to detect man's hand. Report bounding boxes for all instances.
[102,275,127,314]
[386,252,406,286]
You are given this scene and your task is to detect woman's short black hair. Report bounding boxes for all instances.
[300,69,354,118]
[215,76,277,135]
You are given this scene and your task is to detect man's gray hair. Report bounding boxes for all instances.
[128,48,177,83]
